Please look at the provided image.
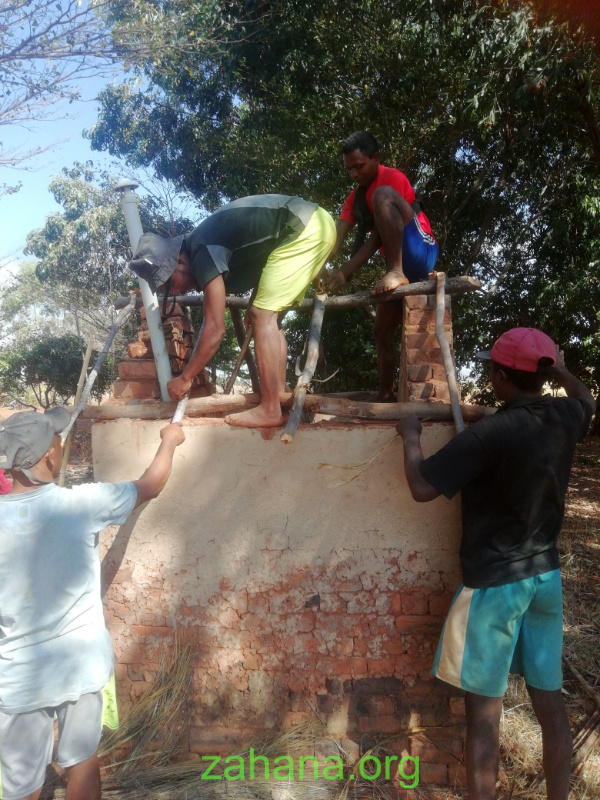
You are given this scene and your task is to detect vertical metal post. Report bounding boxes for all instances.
[115,178,172,401]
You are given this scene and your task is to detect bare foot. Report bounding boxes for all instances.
[224,405,284,428]
[372,270,409,295]
[373,391,397,403]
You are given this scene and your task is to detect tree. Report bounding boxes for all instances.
[0,333,108,407]
[88,0,600,403]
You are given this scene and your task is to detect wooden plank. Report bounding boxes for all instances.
[82,393,495,423]
[114,276,481,311]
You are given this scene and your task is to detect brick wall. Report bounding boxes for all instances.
[398,294,457,404]
[95,420,466,788]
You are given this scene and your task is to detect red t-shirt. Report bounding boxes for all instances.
[0,469,11,495]
[340,164,434,239]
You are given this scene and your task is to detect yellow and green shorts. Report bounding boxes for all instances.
[253,206,336,312]
[432,569,563,697]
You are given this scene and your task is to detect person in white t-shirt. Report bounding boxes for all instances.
[0,408,185,800]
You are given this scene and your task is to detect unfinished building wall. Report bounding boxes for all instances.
[94,419,466,785]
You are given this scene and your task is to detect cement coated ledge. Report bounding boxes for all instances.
[82,392,496,422]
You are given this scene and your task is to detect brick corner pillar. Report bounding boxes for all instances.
[398,294,458,403]
[112,304,215,400]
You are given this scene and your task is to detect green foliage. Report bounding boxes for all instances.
[0,334,110,408]
[87,0,600,398]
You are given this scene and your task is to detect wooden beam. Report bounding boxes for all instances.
[281,294,326,444]
[82,392,495,423]
[114,276,481,312]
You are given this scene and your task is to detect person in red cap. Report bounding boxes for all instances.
[396,328,596,800]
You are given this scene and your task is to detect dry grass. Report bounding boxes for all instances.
[55,434,600,799]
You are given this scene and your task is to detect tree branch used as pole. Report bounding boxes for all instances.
[434,272,464,434]
[281,294,327,444]
[58,339,93,487]
[81,392,496,423]
[61,294,136,440]
[230,307,260,393]
[113,276,481,312]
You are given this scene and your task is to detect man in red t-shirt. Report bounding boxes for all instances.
[328,131,438,401]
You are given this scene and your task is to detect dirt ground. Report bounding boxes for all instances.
[63,427,600,798]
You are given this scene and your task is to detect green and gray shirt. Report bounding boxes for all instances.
[182,194,318,294]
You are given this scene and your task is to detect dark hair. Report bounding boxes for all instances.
[491,357,554,393]
[342,131,379,158]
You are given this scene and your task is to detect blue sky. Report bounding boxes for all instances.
[0,76,123,267]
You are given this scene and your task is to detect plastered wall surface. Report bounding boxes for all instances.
[94,419,466,784]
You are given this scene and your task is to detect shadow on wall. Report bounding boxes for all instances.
[94,419,464,758]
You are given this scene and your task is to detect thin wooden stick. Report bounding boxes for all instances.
[82,393,496,423]
[171,320,203,424]
[58,339,93,487]
[61,294,137,441]
[224,325,253,395]
[230,307,260,393]
[563,655,600,706]
[114,276,481,311]
[281,294,327,444]
[434,272,465,434]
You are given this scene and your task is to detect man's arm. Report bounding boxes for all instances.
[167,275,227,401]
[328,231,382,292]
[553,347,596,415]
[133,424,185,508]
[396,416,440,503]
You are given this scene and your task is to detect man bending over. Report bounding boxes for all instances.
[397,328,596,800]
[328,131,438,401]
[129,195,335,428]
[0,408,184,800]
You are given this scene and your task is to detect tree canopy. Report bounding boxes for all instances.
[87,0,600,401]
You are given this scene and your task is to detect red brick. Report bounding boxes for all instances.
[367,658,395,675]
[406,364,433,382]
[426,293,451,309]
[404,348,445,365]
[404,307,450,332]
[166,339,192,359]
[407,382,436,401]
[401,594,428,616]
[366,696,396,716]
[117,359,157,380]
[316,657,368,676]
[130,625,173,638]
[404,295,427,309]
[419,761,448,784]
[381,638,406,655]
[127,340,153,358]
[448,762,468,786]
[394,615,440,633]
[358,715,407,734]
[449,696,465,719]
[189,725,239,755]
[110,377,160,400]
[405,332,452,349]
[247,594,269,613]
[429,594,452,616]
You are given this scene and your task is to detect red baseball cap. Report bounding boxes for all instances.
[477,328,556,372]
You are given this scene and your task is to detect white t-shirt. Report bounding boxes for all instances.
[0,481,137,713]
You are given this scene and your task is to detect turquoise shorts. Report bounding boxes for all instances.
[432,569,563,697]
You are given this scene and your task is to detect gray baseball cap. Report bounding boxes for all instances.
[128,232,185,293]
[0,407,71,470]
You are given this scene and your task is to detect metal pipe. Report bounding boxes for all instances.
[115,178,172,401]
